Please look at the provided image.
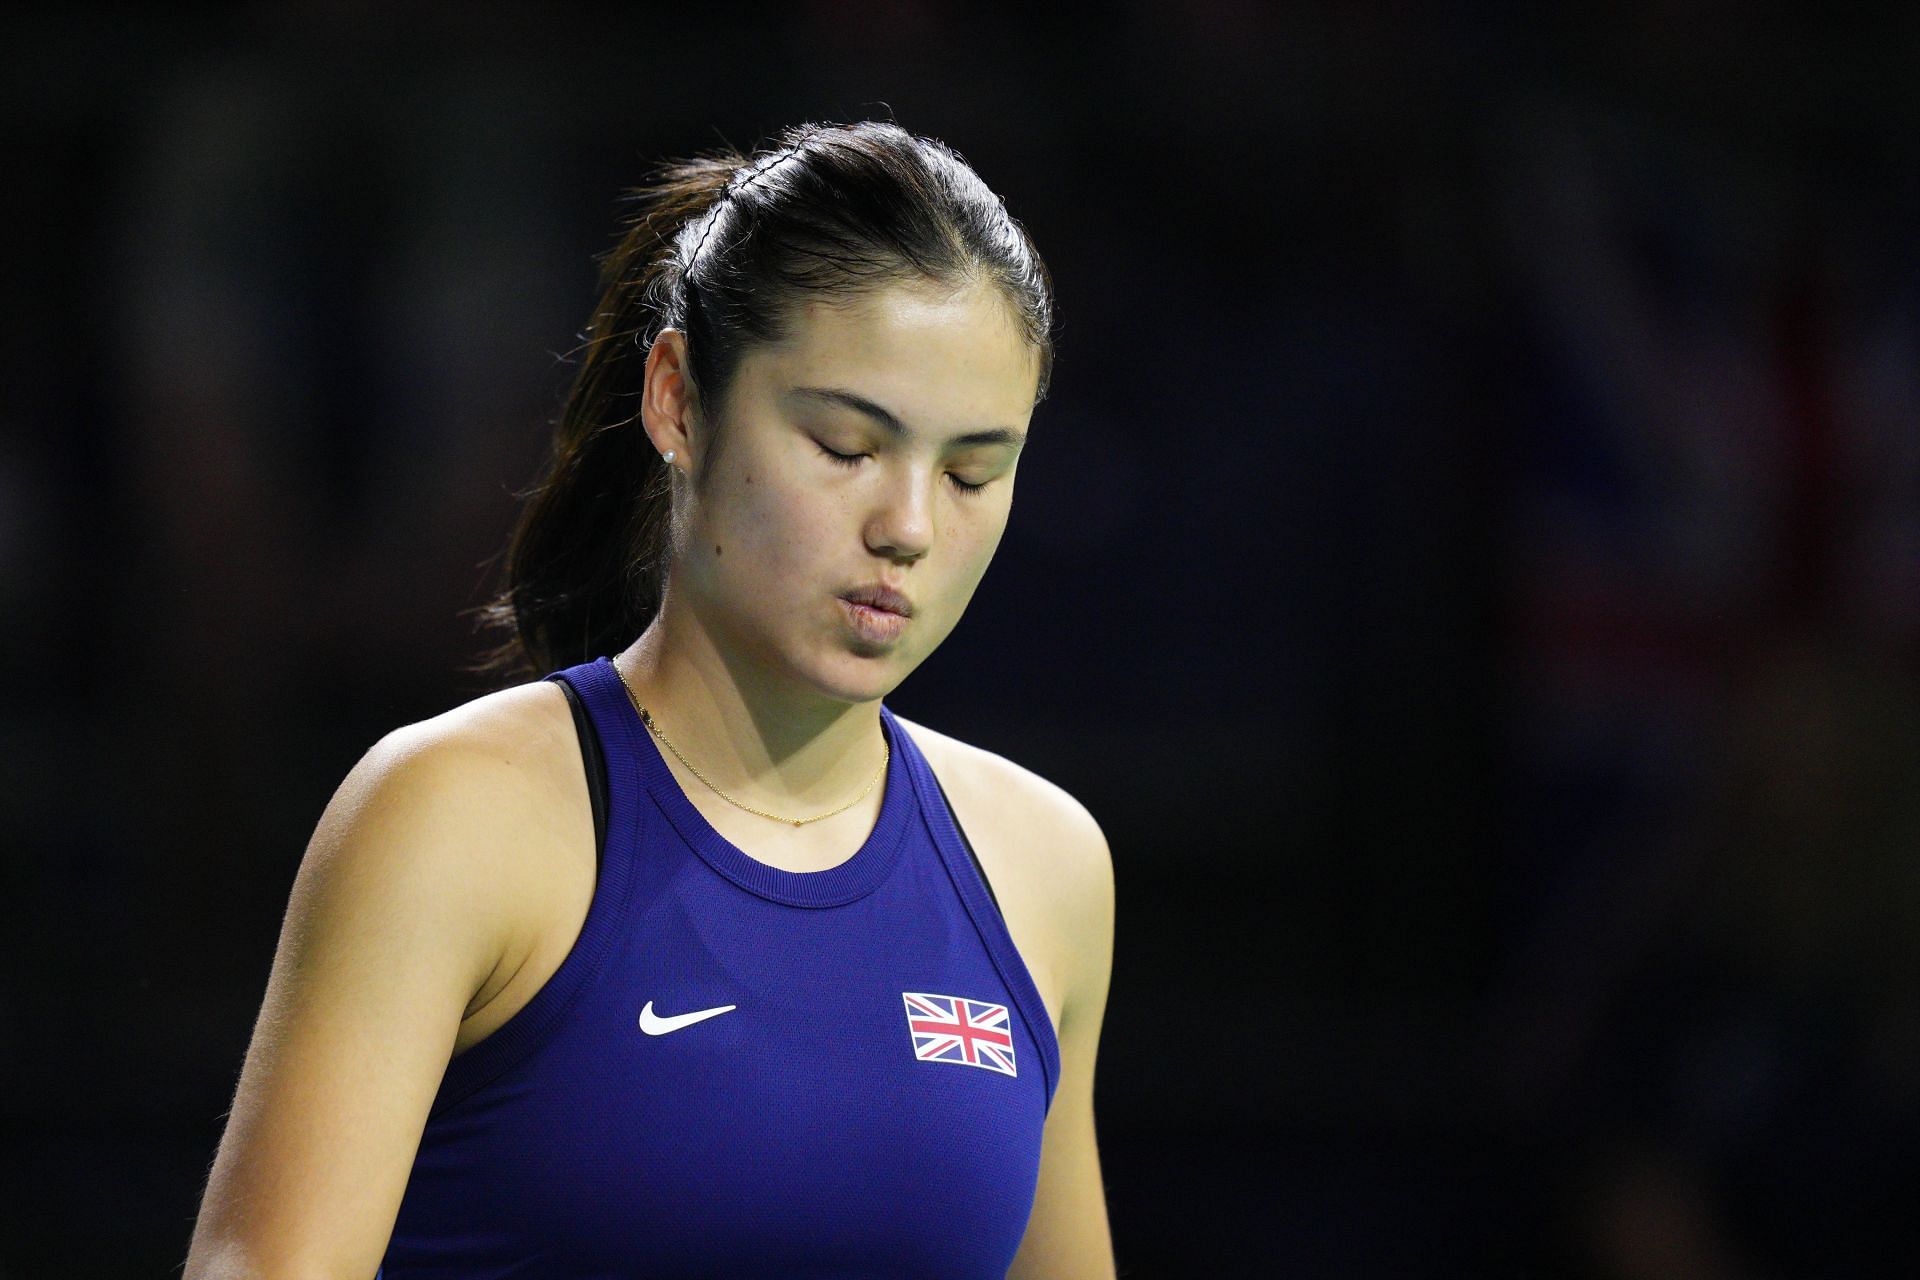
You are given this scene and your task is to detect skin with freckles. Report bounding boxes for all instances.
[617,275,1041,851]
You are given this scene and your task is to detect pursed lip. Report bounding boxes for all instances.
[840,583,915,617]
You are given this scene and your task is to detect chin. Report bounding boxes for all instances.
[805,647,917,705]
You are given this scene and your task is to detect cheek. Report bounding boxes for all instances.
[937,510,1008,607]
[961,494,1012,559]
[958,534,1002,598]
[710,472,838,581]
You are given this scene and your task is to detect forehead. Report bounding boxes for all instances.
[744,280,1040,432]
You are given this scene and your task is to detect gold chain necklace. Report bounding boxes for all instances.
[611,658,888,828]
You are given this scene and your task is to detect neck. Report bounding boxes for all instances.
[613,586,886,814]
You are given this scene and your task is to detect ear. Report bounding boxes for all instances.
[640,328,702,471]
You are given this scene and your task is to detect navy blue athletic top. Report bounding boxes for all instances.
[376,655,1060,1278]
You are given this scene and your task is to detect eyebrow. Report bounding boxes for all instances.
[786,385,1026,450]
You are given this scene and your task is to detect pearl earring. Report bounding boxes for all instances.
[662,449,676,465]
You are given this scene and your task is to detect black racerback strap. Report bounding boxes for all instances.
[556,679,999,915]
[929,769,1002,915]
[557,677,607,869]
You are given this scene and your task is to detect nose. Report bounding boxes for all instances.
[864,464,934,562]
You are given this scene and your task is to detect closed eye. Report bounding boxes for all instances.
[816,442,993,495]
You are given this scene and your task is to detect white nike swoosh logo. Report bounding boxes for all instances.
[638,1000,738,1036]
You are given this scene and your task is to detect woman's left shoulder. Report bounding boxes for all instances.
[889,713,1112,884]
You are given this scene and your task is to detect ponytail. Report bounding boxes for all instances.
[463,152,740,683]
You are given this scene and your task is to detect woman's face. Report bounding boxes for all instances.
[658,278,1040,705]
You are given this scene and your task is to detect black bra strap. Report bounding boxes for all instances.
[556,677,608,869]
[929,769,1002,917]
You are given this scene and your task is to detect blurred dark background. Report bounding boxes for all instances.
[6,4,1920,1276]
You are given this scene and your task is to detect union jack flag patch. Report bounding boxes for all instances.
[902,991,1017,1077]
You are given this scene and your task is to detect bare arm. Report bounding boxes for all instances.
[182,726,542,1279]
[1008,796,1118,1280]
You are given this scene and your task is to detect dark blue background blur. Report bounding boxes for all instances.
[6,5,1920,1276]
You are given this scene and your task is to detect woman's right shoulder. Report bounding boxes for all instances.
[314,676,591,960]
[370,675,580,798]
[345,673,590,867]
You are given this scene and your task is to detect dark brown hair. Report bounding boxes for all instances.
[465,119,1055,685]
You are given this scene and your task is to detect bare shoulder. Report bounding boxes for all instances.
[352,677,592,978]
[383,675,580,791]
[889,713,1109,870]
[318,677,579,878]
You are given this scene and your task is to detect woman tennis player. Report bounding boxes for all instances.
[184,119,1117,1278]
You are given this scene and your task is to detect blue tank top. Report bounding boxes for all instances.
[376,655,1060,1278]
